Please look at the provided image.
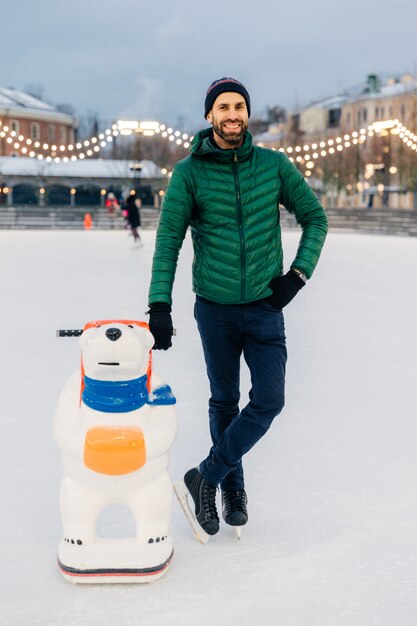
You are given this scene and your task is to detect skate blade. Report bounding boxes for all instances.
[234,526,242,541]
[173,480,210,545]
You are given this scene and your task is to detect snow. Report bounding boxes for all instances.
[306,94,350,110]
[379,78,417,97]
[0,87,56,111]
[1,228,416,626]
[0,88,74,124]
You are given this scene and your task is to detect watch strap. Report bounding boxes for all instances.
[292,268,307,283]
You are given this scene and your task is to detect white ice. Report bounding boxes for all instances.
[1,227,416,626]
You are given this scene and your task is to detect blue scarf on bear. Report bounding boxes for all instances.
[82,374,176,413]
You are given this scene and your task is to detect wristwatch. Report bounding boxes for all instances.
[292,268,307,283]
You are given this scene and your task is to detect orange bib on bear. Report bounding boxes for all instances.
[84,426,146,475]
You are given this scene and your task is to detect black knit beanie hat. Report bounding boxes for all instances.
[204,77,251,118]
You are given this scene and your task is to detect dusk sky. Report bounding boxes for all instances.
[2,0,416,132]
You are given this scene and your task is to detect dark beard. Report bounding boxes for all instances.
[212,120,247,147]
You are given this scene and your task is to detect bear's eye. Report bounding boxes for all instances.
[128,324,134,328]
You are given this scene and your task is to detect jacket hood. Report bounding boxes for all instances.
[190,128,253,162]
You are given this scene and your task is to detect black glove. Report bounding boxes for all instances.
[147,302,173,350]
[268,269,306,310]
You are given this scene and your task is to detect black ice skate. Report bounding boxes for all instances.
[174,468,219,544]
[222,489,248,539]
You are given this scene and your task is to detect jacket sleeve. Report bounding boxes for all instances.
[278,153,328,279]
[148,161,194,305]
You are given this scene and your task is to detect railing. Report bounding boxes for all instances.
[0,205,416,236]
[280,207,417,236]
[0,206,160,230]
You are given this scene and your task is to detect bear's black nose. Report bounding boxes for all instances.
[105,328,122,341]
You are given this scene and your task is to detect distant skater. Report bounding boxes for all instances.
[105,192,120,228]
[125,193,143,246]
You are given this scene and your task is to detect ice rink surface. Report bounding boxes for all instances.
[1,228,416,626]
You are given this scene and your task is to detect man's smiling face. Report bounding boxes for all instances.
[206,92,248,149]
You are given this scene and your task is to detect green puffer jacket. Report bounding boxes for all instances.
[149,129,327,305]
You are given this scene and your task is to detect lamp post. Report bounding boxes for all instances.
[371,120,397,208]
[381,130,391,207]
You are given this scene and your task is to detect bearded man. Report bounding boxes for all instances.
[147,77,328,538]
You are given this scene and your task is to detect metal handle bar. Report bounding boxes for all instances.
[56,329,176,337]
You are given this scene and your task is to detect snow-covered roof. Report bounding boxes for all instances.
[254,128,285,144]
[0,157,164,179]
[0,87,56,111]
[302,94,350,111]
[301,75,417,112]
[0,87,75,124]
[378,77,417,97]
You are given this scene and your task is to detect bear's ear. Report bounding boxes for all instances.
[139,326,155,350]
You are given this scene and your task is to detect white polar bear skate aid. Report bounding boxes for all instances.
[54,319,177,583]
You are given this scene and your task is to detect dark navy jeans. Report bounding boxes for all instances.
[194,296,287,491]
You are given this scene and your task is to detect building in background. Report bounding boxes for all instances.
[0,87,77,156]
[256,74,417,148]
[0,157,167,208]
[255,74,417,209]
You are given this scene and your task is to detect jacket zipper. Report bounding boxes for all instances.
[232,151,245,302]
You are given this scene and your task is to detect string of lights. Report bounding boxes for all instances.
[0,118,416,166]
[277,130,368,177]
[0,121,117,161]
[0,119,195,161]
[271,120,416,177]
[395,121,417,151]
